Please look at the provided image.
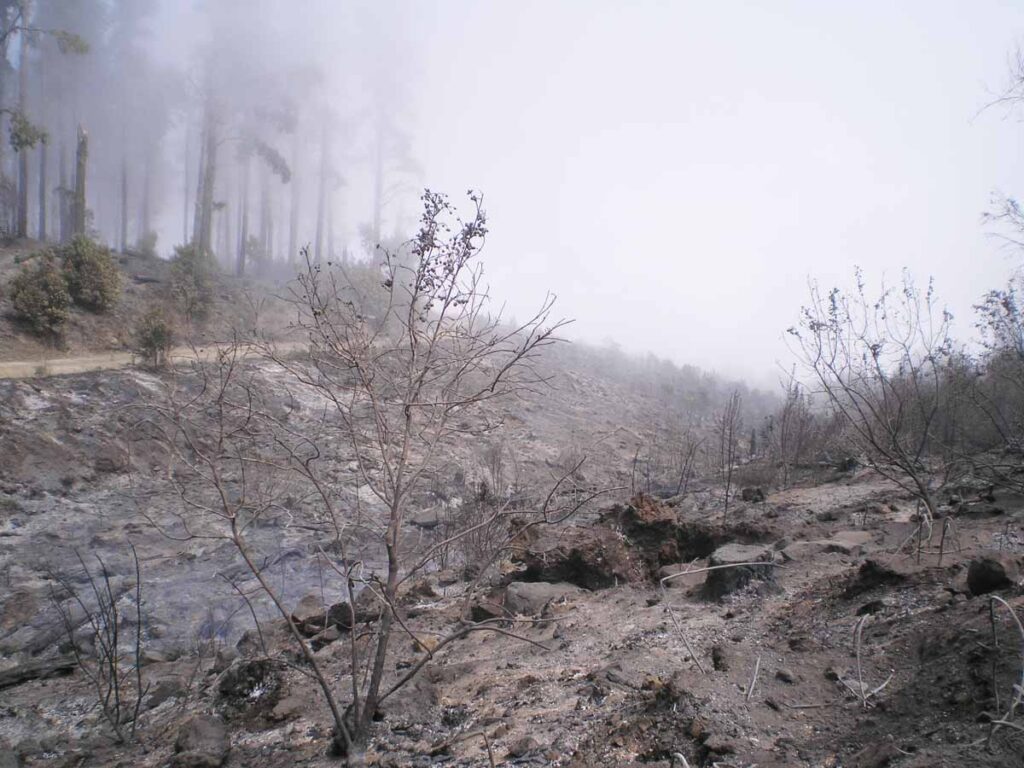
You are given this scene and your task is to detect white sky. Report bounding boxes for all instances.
[155,1,1024,386]
[405,1,1024,384]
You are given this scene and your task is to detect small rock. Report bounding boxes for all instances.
[775,668,796,684]
[710,644,733,672]
[504,581,581,616]
[311,625,341,651]
[269,693,305,722]
[850,739,899,768]
[507,736,542,757]
[291,593,327,636]
[780,540,830,562]
[703,733,736,754]
[825,530,874,556]
[470,588,507,622]
[145,676,186,709]
[740,487,765,503]
[411,635,439,654]
[0,751,20,768]
[172,715,230,767]
[94,444,129,474]
[212,646,238,673]
[435,569,460,587]
[658,562,705,589]
[967,554,1019,596]
[410,508,441,529]
[139,649,170,666]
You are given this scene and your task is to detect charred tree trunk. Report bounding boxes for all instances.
[183,125,190,245]
[259,169,271,266]
[191,102,218,257]
[288,131,300,264]
[58,141,69,241]
[16,5,30,239]
[140,155,151,246]
[327,188,335,261]
[191,138,204,249]
[314,124,328,263]
[236,154,250,276]
[119,156,128,253]
[371,124,383,247]
[36,138,46,241]
[72,126,87,237]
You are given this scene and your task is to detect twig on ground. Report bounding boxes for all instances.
[659,561,784,586]
[745,655,761,702]
[667,607,706,674]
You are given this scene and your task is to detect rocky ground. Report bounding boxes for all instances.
[1,362,1023,767]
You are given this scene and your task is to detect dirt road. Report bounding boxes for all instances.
[0,341,308,379]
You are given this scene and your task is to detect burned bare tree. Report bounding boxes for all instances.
[140,190,583,765]
[50,544,147,744]
[714,390,742,517]
[789,270,959,532]
[967,276,1024,491]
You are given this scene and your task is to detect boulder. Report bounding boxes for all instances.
[311,625,341,651]
[740,487,765,503]
[657,562,706,589]
[826,530,874,556]
[702,543,775,600]
[290,593,327,636]
[144,676,186,710]
[469,588,507,622]
[782,531,874,561]
[410,508,442,530]
[269,692,306,722]
[507,736,542,758]
[967,554,1019,596]
[172,716,230,768]
[504,581,582,616]
[780,540,831,562]
[93,442,129,474]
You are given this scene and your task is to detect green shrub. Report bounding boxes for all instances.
[9,255,71,336]
[137,230,158,259]
[134,308,174,367]
[60,235,122,311]
[169,244,214,320]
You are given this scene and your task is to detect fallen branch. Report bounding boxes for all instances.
[986,595,1024,747]
[666,607,706,674]
[660,561,784,586]
[745,655,761,702]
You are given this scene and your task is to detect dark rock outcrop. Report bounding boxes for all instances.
[702,543,775,600]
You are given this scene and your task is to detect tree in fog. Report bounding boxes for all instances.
[147,190,575,764]
[714,389,742,516]
[789,271,959,525]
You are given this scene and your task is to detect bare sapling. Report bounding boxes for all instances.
[50,543,148,743]
[714,390,743,518]
[789,270,961,548]
[141,189,576,764]
[986,595,1024,747]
